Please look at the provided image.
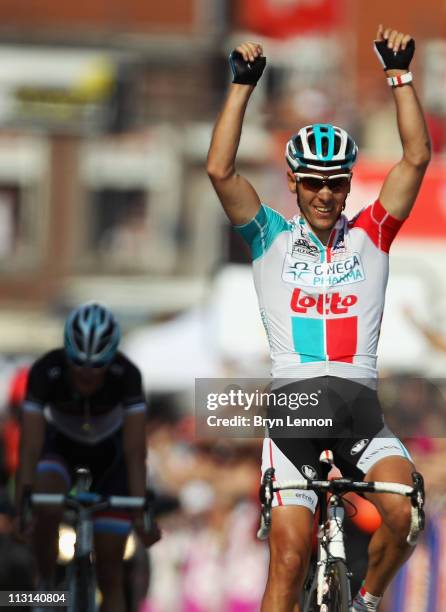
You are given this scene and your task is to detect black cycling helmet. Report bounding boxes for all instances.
[64,302,120,367]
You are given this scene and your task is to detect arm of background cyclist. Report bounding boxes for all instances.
[377,25,431,220]
[123,410,147,500]
[207,42,263,225]
[123,410,160,545]
[15,410,45,512]
[14,357,49,514]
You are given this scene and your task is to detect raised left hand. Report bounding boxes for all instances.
[374,24,415,72]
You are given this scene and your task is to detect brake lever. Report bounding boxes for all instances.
[411,471,425,531]
[258,468,275,540]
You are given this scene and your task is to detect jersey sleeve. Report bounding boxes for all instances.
[349,199,404,253]
[234,204,290,260]
[23,357,49,414]
[122,363,146,415]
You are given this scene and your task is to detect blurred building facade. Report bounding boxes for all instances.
[0,0,443,363]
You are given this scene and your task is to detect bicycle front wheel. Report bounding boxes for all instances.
[323,560,350,612]
[68,557,96,612]
[301,559,318,612]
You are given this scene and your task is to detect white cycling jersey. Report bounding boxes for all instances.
[236,199,403,382]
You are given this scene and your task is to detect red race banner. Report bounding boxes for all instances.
[234,0,340,38]
[350,160,446,240]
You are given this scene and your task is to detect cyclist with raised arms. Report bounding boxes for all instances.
[15,302,160,612]
[207,25,430,612]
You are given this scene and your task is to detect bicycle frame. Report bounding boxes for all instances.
[29,467,149,612]
[303,492,351,610]
[258,451,425,611]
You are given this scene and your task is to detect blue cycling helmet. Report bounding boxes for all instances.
[286,124,358,172]
[64,302,120,367]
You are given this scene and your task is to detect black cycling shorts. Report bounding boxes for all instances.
[38,425,128,496]
[36,425,133,535]
[261,377,412,513]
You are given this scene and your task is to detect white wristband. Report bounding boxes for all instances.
[387,72,413,87]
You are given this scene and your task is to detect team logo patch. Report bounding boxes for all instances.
[350,439,369,455]
[331,228,346,257]
[282,252,365,287]
[294,491,316,505]
[291,238,319,260]
[301,465,317,479]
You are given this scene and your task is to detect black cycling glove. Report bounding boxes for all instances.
[229,50,266,86]
[374,39,415,71]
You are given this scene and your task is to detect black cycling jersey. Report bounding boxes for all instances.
[24,349,146,444]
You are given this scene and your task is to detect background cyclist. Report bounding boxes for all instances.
[207,25,431,612]
[15,302,160,612]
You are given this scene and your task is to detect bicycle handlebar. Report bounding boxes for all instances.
[258,468,425,545]
[27,491,155,536]
[30,493,146,510]
[270,479,414,497]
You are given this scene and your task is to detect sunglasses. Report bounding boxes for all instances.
[295,173,351,193]
[68,357,109,369]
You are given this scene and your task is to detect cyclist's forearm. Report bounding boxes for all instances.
[207,84,254,180]
[15,414,44,507]
[389,73,431,167]
[125,450,147,499]
[15,451,39,507]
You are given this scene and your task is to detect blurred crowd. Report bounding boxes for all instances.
[143,376,446,612]
[1,367,445,611]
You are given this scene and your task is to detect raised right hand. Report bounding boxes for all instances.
[229,42,266,86]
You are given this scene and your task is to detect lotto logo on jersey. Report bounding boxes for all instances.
[290,289,358,315]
